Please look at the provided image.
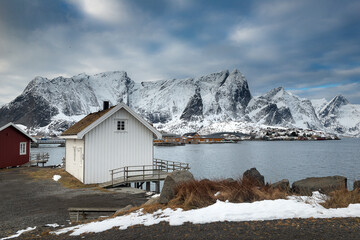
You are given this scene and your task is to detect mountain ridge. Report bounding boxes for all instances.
[1,70,359,137]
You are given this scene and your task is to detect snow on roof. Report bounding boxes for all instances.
[0,122,37,142]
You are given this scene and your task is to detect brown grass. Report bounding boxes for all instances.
[321,189,360,208]
[167,178,288,210]
[132,178,288,214]
[22,168,101,190]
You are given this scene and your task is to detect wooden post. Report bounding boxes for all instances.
[126,167,128,182]
[146,182,150,191]
[155,181,160,193]
[111,170,114,186]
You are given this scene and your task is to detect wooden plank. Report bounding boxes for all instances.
[68,207,119,212]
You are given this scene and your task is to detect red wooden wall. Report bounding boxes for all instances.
[0,126,31,168]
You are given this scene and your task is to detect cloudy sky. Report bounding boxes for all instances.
[0,0,360,105]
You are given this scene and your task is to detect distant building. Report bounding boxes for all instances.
[182,132,201,144]
[0,123,36,168]
[61,103,162,184]
[154,133,183,145]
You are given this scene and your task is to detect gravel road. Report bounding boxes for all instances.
[0,167,148,239]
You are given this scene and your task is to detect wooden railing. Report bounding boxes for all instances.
[109,159,190,186]
[30,153,49,166]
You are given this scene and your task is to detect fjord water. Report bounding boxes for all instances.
[154,138,360,188]
[31,138,360,188]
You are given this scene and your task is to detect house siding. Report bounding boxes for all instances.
[65,139,84,182]
[0,126,30,168]
[84,108,154,184]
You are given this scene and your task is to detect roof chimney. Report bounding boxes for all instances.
[103,101,110,110]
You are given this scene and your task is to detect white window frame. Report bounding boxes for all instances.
[115,119,127,132]
[20,142,27,155]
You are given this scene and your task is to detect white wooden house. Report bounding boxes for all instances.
[61,103,162,184]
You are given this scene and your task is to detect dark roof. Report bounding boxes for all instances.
[182,132,199,137]
[62,106,115,136]
[162,133,181,137]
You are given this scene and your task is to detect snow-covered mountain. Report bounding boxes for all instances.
[315,95,360,137]
[0,70,359,137]
[246,87,323,130]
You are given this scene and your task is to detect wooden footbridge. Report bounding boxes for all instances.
[100,159,190,192]
[31,139,65,148]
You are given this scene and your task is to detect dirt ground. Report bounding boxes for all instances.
[0,167,148,239]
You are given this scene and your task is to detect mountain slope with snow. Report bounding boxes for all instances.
[246,87,323,130]
[0,70,359,137]
[316,95,360,137]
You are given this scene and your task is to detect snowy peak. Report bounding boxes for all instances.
[319,95,349,118]
[246,87,321,129]
[316,95,360,136]
[263,87,286,100]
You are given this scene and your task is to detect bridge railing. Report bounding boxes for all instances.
[109,159,190,186]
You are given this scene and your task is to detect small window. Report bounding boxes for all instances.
[20,142,27,155]
[116,120,126,131]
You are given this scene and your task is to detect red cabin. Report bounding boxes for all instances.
[0,123,36,168]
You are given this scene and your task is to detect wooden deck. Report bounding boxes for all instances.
[100,159,189,189]
[68,207,119,222]
[100,170,169,188]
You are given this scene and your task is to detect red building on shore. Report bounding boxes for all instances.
[0,123,36,168]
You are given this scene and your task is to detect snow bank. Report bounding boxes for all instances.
[52,192,360,236]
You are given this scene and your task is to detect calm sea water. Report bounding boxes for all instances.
[154,138,360,189]
[31,138,360,188]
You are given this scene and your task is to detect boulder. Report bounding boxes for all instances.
[292,176,347,195]
[143,196,160,206]
[114,204,133,216]
[243,168,265,186]
[354,180,360,190]
[159,170,194,204]
[271,179,290,192]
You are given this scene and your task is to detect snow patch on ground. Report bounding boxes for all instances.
[1,227,36,240]
[52,175,61,182]
[52,192,360,236]
[45,223,60,228]
[151,194,160,198]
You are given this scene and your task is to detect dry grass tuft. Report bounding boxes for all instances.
[321,189,360,208]
[22,168,99,189]
[168,178,288,210]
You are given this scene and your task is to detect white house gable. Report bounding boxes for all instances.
[84,108,154,184]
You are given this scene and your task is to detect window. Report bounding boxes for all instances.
[116,120,126,131]
[20,142,27,155]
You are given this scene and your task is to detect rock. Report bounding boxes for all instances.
[292,176,347,195]
[243,168,265,186]
[271,179,290,191]
[225,178,237,184]
[159,170,195,204]
[143,196,160,206]
[354,180,360,190]
[114,204,133,216]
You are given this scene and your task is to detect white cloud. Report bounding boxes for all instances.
[67,0,130,24]
[230,27,263,44]
[334,67,360,76]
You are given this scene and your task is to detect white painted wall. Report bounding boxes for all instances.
[83,108,154,184]
[65,139,85,182]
